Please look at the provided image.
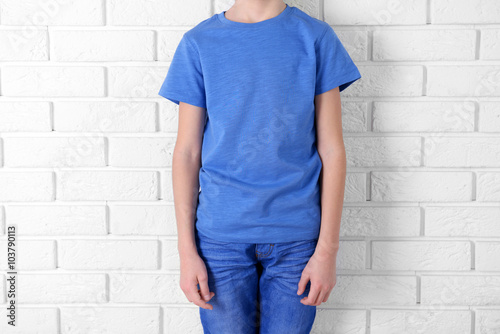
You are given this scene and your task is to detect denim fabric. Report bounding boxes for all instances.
[195,228,318,334]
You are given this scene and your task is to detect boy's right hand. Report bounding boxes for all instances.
[179,252,215,310]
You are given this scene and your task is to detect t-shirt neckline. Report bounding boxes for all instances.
[217,4,293,28]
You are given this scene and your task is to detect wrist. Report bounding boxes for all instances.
[315,240,339,258]
[178,244,199,258]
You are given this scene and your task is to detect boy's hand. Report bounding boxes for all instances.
[179,252,215,310]
[297,249,337,306]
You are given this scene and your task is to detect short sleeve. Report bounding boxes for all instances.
[315,24,361,95]
[158,34,207,109]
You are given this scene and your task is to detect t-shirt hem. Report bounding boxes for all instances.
[315,69,362,96]
[158,89,207,109]
[195,225,321,244]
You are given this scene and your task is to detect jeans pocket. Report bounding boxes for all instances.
[279,238,318,255]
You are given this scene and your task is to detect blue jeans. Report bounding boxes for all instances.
[194,228,318,334]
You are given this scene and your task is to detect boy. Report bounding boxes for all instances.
[158,1,361,332]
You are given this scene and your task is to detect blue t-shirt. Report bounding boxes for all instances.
[159,4,361,243]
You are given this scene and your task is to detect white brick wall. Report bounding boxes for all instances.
[0,0,499,333]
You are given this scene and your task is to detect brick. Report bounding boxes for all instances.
[476,242,500,271]
[481,29,500,60]
[18,274,106,303]
[426,206,500,237]
[0,172,54,201]
[6,205,107,235]
[324,0,426,25]
[109,204,176,235]
[431,0,500,24]
[373,29,476,61]
[337,241,366,270]
[108,66,167,98]
[161,170,175,202]
[476,310,500,334]
[479,102,500,132]
[427,66,500,96]
[371,309,471,334]
[341,206,420,237]
[57,171,159,201]
[477,172,500,201]
[3,136,106,167]
[349,66,423,97]
[327,275,416,305]
[372,241,471,271]
[342,102,368,133]
[110,274,185,303]
[59,240,159,269]
[108,137,175,167]
[53,101,157,133]
[0,102,51,132]
[162,239,179,270]
[286,1,320,19]
[163,307,203,333]
[0,278,4,302]
[0,208,4,236]
[421,275,500,305]
[108,0,211,26]
[51,30,155,61]
[2,66,105,97]
[0,0,104,25]
[0,28,48,60]
[313,309,366,334]
[0,240,55,269]
[371,172,473,202]
[0,308,58,333]
[345,137,421,167]
[158,101,180,132]
[157,30,187,61]
[345,173,366,202]
[373,101,475,132]
[336,30,368,61]
[61,307,160,334]
[425,137,500,167]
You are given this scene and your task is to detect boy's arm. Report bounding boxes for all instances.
[173,101,206,258]
[313,86,346,259]
[297,86,345,305]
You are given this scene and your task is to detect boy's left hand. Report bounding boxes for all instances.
[297,248,337,306]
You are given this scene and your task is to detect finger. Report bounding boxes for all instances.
[198,275,212,301]
[297,272,310,295]
[193,290,214,310]
[198,290,216,305]
[301,284,320,306]
[322,289,332,303]
[192,291,213,310]
[187,286,213,310]
[314,290,327,306]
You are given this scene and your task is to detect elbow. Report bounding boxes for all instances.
[173,144,202,164]
[318,145,346,171]
[317,143,346,162]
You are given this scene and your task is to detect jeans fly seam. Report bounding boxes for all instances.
[255,244,274,258]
